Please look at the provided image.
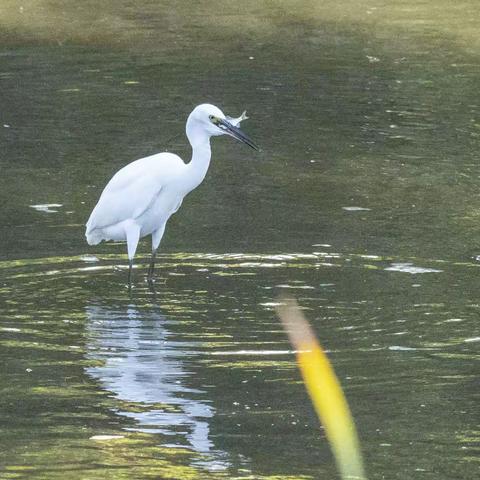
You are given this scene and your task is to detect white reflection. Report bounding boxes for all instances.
[84,304,225,466]
[384,262,442,274]
[29,203,63,213]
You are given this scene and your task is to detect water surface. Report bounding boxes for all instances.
[0,2,479,479]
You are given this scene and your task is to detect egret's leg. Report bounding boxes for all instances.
[148,224,166,281]
[127,259,134,286]
[147,250,157,279]
[125,222,141,285]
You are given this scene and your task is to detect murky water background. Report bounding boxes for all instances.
[0,2,479,479]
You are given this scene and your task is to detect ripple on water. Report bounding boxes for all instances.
[0,250,478,479]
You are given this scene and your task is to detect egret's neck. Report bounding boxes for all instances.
[184,124,212,192]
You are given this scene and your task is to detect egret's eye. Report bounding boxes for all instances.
[209,115,220,125]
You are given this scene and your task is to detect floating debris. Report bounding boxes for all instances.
[342,206,371,212]
[89,435,125,441]
[385,263,442,274]
[210,350,296,356]
[464,337,480,343]
[80,255,100,263]
[275,284,315,289]
[30,203,62,213]
[388,346,417,351]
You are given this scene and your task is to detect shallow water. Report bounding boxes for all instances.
[1,2,479,479]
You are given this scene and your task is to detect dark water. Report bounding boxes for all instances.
[0,2,479,479]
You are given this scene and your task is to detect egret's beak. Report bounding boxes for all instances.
[218,118,259,151]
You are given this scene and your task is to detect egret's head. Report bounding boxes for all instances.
[187,103,259,150]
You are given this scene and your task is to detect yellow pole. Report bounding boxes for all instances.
[276,296,366,480]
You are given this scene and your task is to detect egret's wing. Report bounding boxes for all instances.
[86,177,161,232]
[86,153,184,233]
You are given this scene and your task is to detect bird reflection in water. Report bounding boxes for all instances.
[84,304,229,470]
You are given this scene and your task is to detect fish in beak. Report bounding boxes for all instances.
[226,111,249,127]
[217,113,259,151]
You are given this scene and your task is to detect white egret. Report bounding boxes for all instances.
[85,104,258,284]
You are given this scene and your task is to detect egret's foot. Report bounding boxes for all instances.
[147,267,156,284]
[147,266,155,279]
[147,277,157,295]
[146,274,166,289]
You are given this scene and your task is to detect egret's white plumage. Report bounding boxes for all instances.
[85,103,257,283]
